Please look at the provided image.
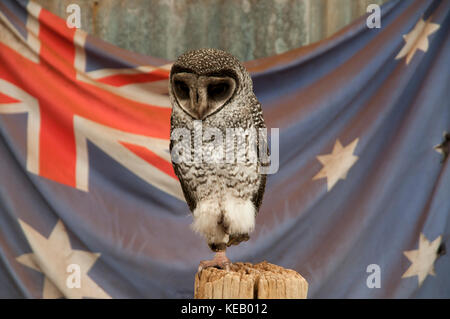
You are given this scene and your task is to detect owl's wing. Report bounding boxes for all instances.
[252,99,269,213]
[170,139,197,212]
[252,171,266,214]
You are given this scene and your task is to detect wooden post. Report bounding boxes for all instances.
[194,261,308,299]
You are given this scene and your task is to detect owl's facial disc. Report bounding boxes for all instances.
[172,72,236,120]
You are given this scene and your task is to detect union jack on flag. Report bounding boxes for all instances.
[0,0,182,199]
[0,0,191,299]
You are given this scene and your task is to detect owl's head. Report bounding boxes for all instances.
[169,48,251,120]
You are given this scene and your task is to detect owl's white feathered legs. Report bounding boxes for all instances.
[192,195,255,271]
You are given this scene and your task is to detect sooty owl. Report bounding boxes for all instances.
[169,49,267,271]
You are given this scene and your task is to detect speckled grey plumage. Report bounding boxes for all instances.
[169,49,267,250]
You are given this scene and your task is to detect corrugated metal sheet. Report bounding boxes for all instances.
[35,0,388,60]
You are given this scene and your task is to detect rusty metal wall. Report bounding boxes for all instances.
[34,0,388,61]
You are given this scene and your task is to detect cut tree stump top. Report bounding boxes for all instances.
[194,261,308,299]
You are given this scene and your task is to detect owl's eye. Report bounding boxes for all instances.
[174,80,190,99]
[208,83,229,100]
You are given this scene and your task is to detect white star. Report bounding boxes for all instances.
[16,219,111,299]
[313,138,359,191]
[402,233,442,287]
[395,17,440,65]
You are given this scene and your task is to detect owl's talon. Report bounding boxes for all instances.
[198,251,231,273]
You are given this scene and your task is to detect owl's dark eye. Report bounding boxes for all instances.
[174,80,190,99]
[208,83,229,100]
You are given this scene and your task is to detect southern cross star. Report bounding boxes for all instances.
[395,17,440,65]
[402,233,442,287]
[313,138,359,192]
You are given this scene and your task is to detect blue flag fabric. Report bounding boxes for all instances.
[0,0,449,298]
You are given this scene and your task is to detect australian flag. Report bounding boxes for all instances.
[0,0,449,298]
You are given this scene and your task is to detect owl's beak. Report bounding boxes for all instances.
[190,87,208,120]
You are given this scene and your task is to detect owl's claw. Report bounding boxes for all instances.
[198,251,231,273]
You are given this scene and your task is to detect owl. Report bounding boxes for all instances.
[169,48,267,271]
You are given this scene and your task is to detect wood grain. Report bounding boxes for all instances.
[194,261,308,299]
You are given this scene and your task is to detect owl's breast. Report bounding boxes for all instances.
[174,151,260,203]
[170,101,263,205]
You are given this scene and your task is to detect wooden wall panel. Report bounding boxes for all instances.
[35,0,389,61]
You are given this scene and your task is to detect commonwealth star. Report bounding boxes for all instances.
[16,219,111,299]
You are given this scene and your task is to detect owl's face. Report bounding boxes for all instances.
[171,72,237,120]
[169,49,251,121]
